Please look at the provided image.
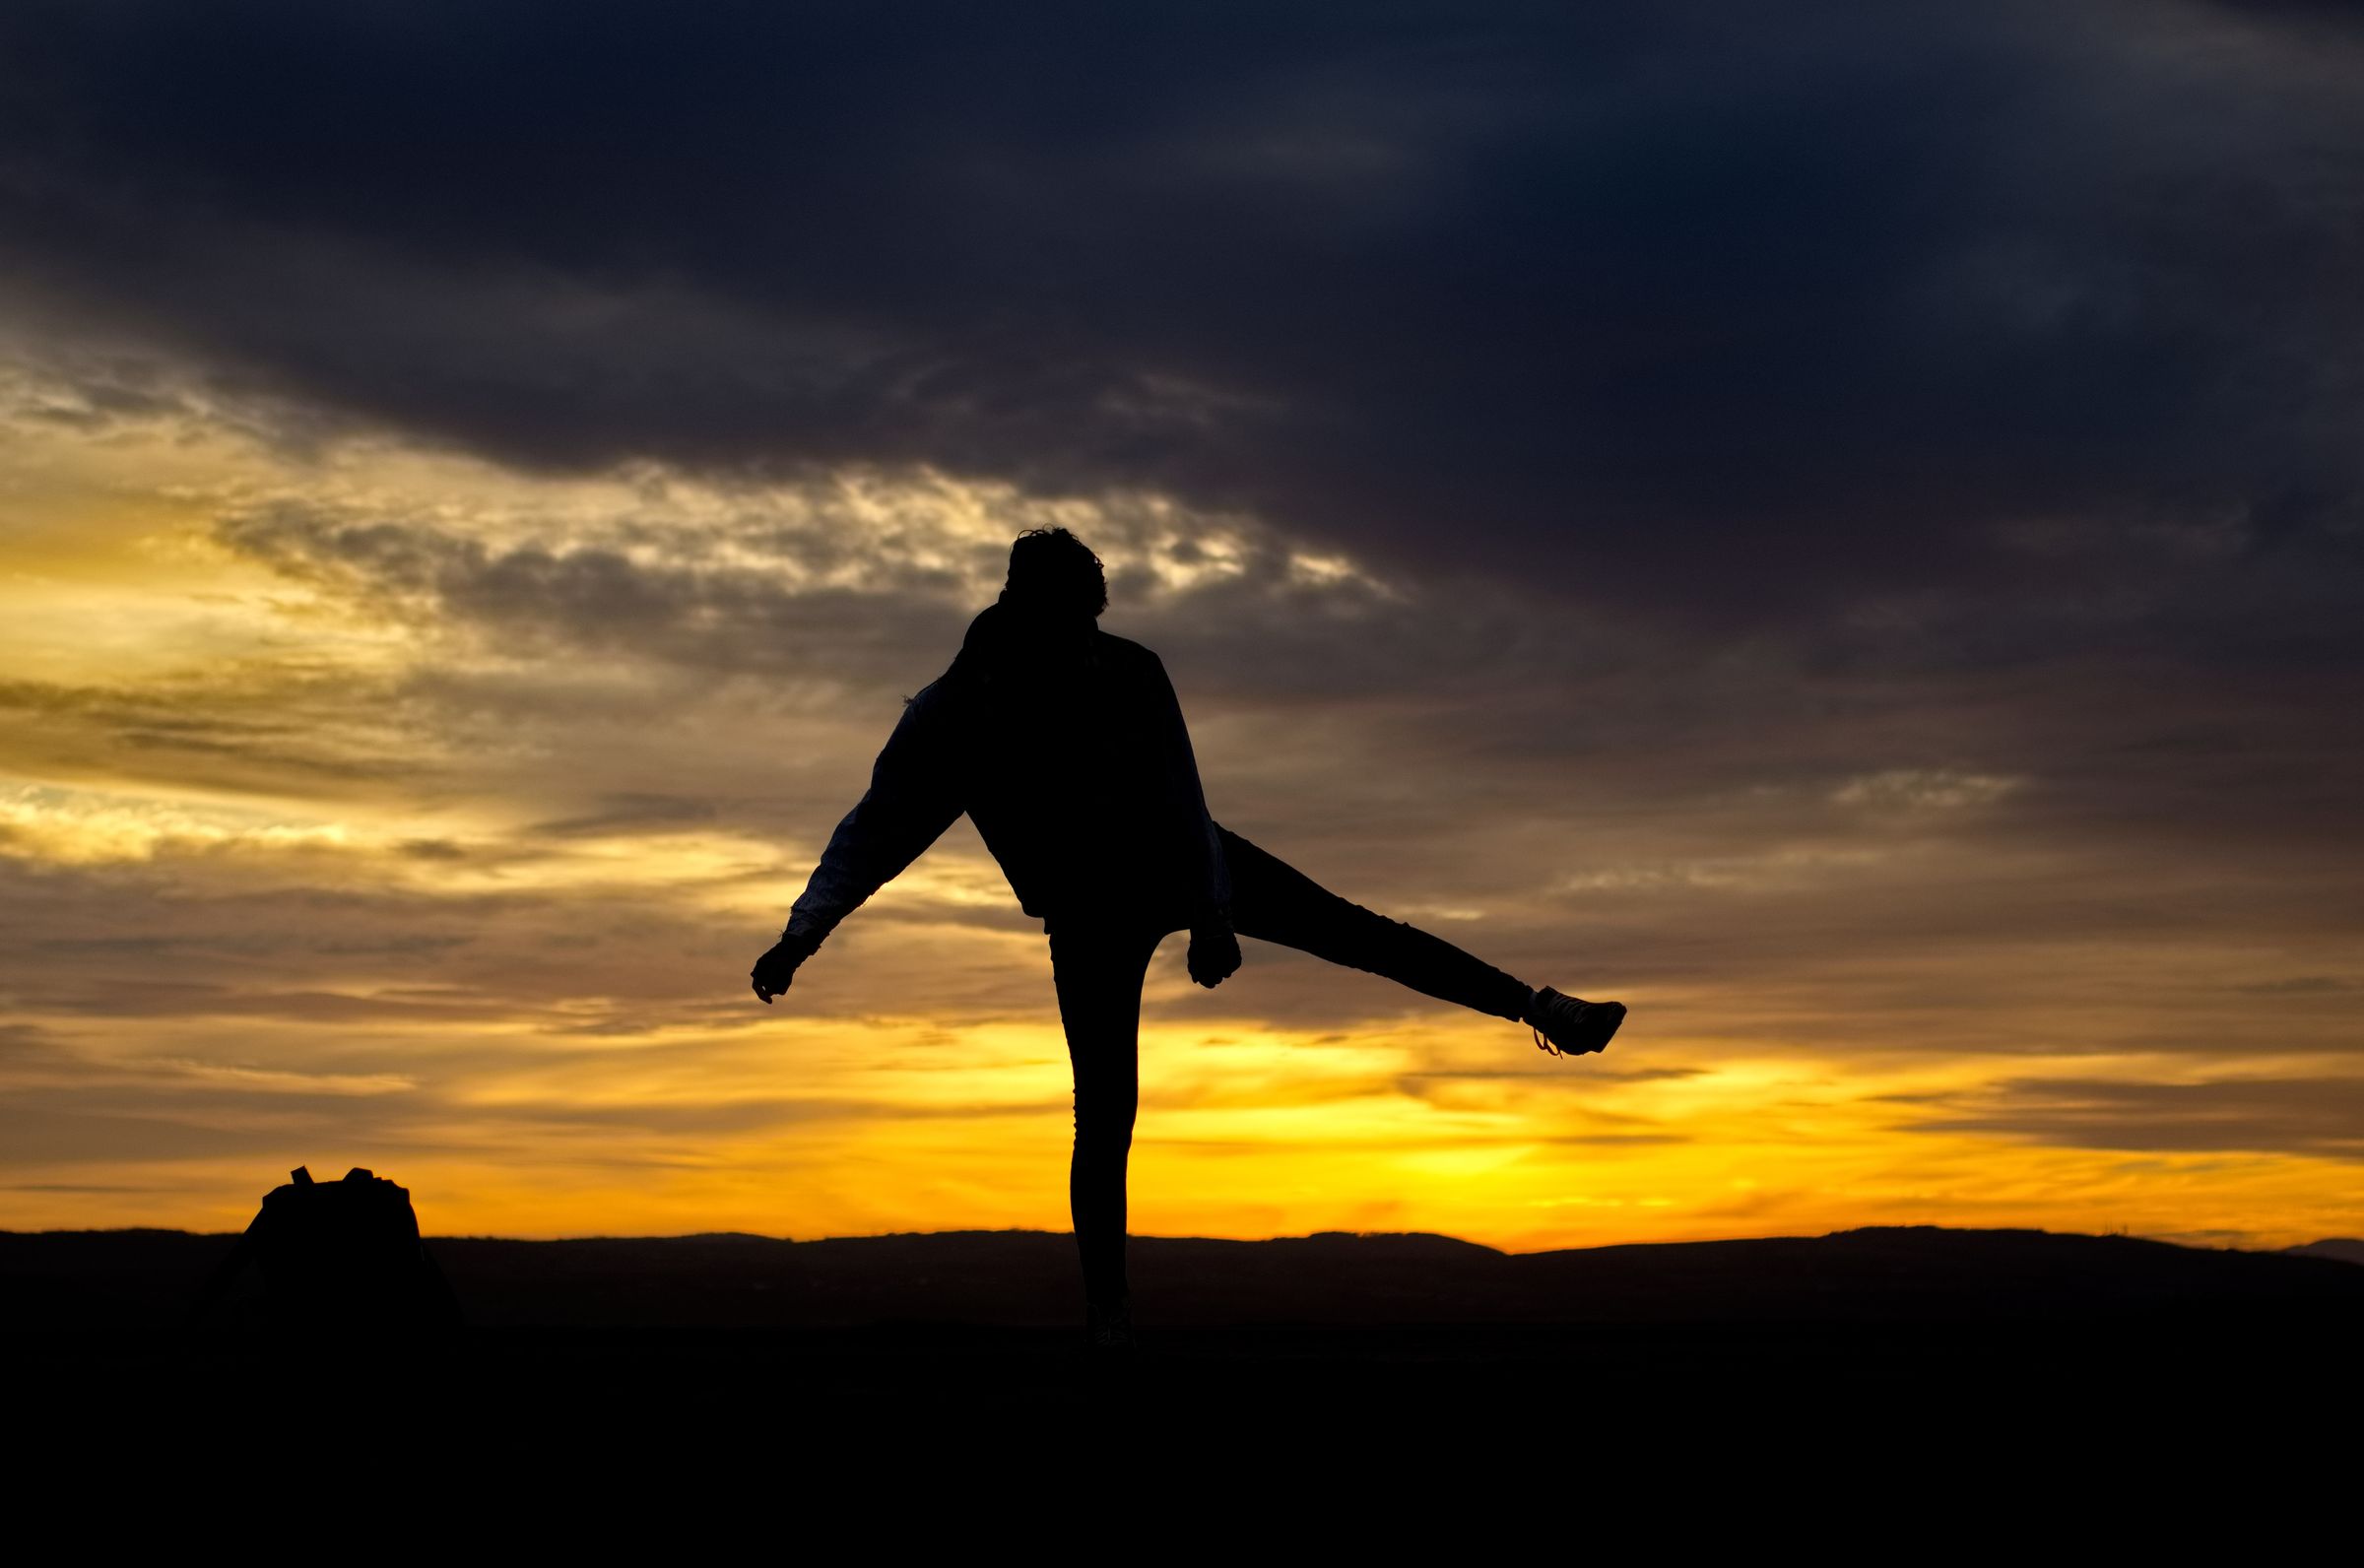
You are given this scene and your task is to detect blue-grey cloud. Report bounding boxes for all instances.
[1,1,2358,630]
[1905,1075,2364,1160]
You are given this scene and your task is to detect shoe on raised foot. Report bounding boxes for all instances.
[1525,986,1625,1057]
[1085,1298,1138,1352]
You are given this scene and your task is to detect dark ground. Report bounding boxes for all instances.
[10,1224,2356,1527]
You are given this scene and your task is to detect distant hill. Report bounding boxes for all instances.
[2288,1237,2364,1266]
[6,1222,2361,1333]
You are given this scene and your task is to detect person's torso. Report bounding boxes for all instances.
[946,625,1206,925]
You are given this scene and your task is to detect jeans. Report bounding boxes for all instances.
[1045,824,1533,1310]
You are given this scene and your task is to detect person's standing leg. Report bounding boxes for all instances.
[1046,913,1170,1337]
[1216,825,1536,1021]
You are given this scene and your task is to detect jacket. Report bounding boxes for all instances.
[780,599,1233,954]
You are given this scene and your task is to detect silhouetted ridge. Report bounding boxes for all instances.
[7,1224,2360,1334]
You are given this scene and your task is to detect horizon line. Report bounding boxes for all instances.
[11,1221,2350,1256]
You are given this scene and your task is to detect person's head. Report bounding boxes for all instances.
[1001,527,1108,621]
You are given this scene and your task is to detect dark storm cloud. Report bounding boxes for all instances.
[3,0,2360,624]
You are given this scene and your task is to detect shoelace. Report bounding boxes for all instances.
[1528,986,1561,1055]
[1531,991,1608,1057]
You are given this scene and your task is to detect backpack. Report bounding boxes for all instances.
[192,1166,462,1330]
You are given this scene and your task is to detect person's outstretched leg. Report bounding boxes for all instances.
[1215,824,1625,1053]
[1217,826,1530,1018]
[1046,913,1168,1342]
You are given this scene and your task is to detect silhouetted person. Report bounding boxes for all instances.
[752,528,1624,1346]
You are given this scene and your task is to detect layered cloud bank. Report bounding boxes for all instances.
[1,2,2358,1245]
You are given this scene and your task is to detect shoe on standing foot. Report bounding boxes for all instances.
[1085,1297,1138,1351]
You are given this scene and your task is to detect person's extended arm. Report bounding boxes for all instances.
[1148,651,1240,989]
[752,682,965,1003]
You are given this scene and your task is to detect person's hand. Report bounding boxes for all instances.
[751,938,812,1005]
[1187,923,1241,989]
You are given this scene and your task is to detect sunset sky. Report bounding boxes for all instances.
[2,2,2358,1249]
